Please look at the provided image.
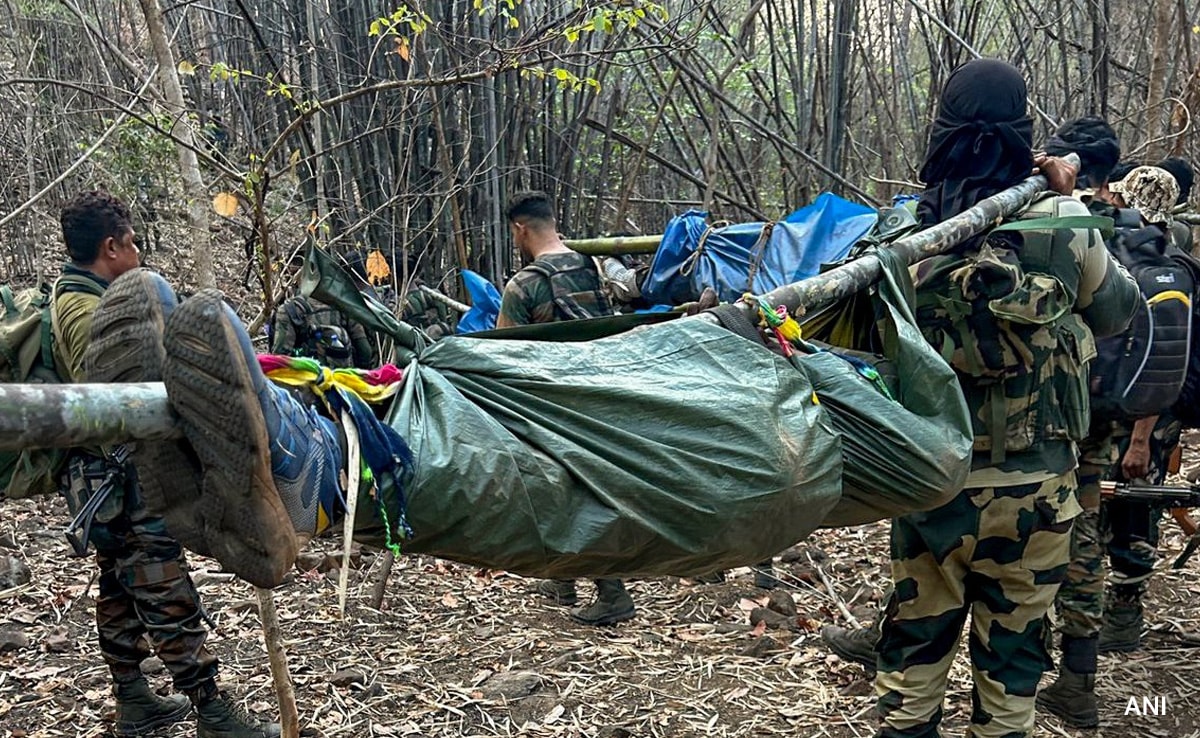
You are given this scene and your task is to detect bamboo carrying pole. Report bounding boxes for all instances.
[0,159,1072,453]
[564,234,662,255]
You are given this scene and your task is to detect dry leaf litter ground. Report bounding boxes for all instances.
[5,435,1200,738]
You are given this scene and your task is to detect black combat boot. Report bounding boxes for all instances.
[1036,635,1098,728]
[820,625,879,669]
[191,683,281,738]
[113,676,191,736]
[569,578,635,626]
[1099,591,1144,653]
[536,579,578,606]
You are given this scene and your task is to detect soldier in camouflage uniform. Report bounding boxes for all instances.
[497,190,635,627]
[1099,415,1182,648]
[52,192,280,737]
[871,61,1138,738]
[1030,117,1125,727]
[271,293,377,369]
[1094,166,1189,656]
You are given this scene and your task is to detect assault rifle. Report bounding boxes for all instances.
[63,445,130,557]
[1099,481,1200,570]
[1098,480,1200,507]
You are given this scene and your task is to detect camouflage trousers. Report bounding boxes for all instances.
[876,473,1078,738]
[1054,431,1112,639]
[63,453,218,691]
[1100,415,1182,596]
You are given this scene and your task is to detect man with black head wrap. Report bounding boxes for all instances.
[1043,116,1122,193]
[871,60,1138,738]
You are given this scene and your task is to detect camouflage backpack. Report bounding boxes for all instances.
[0,274,104,501]
[280,296,355,368]
[524,254,614,320]
[913,196,1112,463]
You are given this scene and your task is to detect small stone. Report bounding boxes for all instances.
[597,727,633,738]
[778,547,805,564]
[841,677,874,696]
[140,657,165,675]
[478,670,541,700]
[359,683,384,699]
[749,607,795,631]
[738,635,783,658]
[44,631,72,653]
[15,516,44,533]
[330,669,367,688]
[0,531,18,549]
[507,693,557,725]
[766,590,797,617]
[0,629,30,652]
[0,555,31,589]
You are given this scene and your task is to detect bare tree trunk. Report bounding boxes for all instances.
[136,0,215,288]
[1143,0,1173,158]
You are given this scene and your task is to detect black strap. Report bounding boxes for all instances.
[1114,208,1143,230]
[705,304,767,347]
[1122,225,1167,254]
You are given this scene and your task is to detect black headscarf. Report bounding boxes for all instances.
[917,59,1034,225]
[1043,116,1120,189]
[1155,157,1194,203]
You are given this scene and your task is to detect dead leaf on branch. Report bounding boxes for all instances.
[212,192,239,217]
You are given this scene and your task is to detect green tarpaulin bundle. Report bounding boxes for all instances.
[306,247,972,578]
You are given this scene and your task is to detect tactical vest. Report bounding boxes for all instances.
[281,297,354,368]
[401,290,454,340]
[914,195,1101,465]
[524,255,614,321]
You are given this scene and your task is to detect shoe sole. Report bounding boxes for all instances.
[1034,693,1099,728]
[83,269,214,558]
[163,290,297,588]
[569,605,636,626]
[114,698,192,736]
[1098,640,1140,654]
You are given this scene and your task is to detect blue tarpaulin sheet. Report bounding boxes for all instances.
[456,269,503,334]
[641,192,878,305]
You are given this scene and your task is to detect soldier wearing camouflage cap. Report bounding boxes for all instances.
[1110,165,1180,225]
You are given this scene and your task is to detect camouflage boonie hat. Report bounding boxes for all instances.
[1110,165,1179,224]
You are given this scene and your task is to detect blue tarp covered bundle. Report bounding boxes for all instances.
[456,269,503,334]
[641,192,878,305]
